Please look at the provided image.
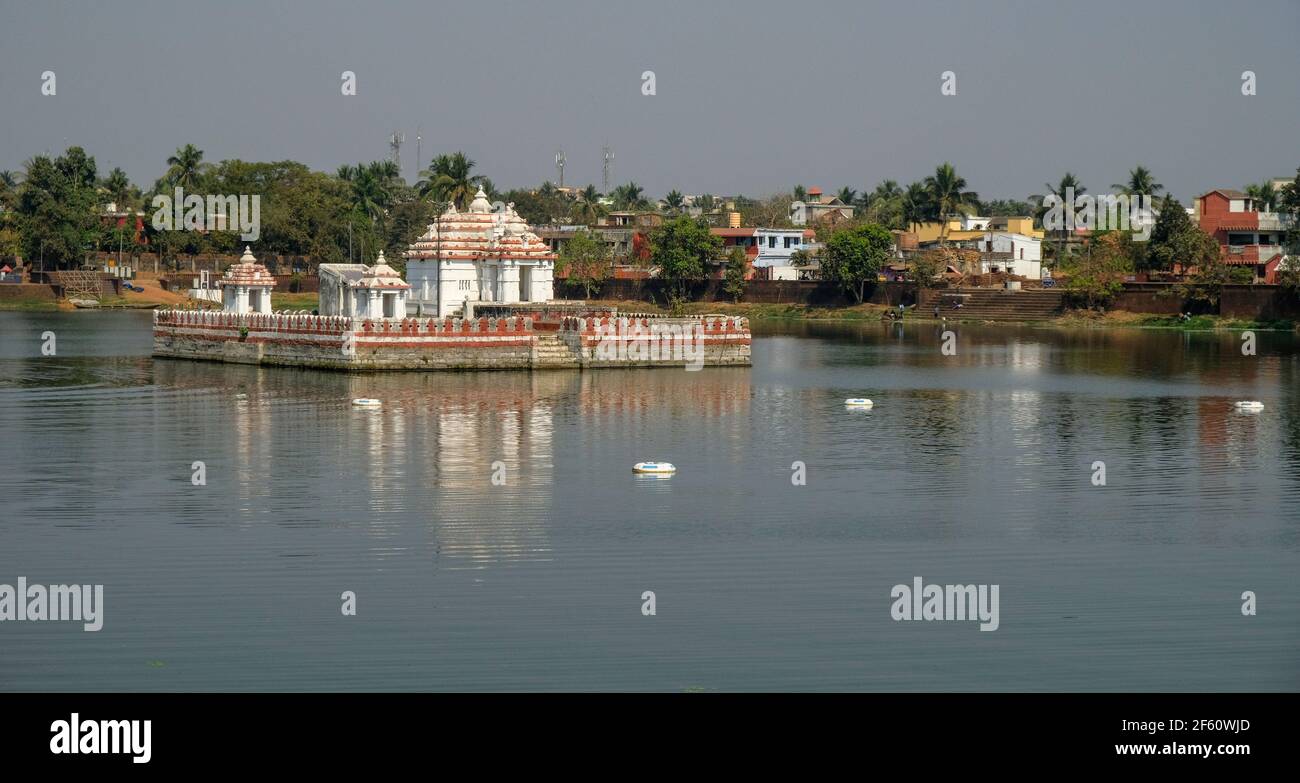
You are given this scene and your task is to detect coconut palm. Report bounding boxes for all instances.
[572,185,607,225]
[1244,181,1276,211]
[347,166,392,226]
[162,144,207,191]
[418,152,485,209]
[367,159,402,186]
[611,181,647,210]
[1043,173,1086,240]
[924,163,978,243]
[901,182,932,232]
[1113,166,1163,198]
[99,167,135,211]
[662,189,685,214]
[836,186,857,207]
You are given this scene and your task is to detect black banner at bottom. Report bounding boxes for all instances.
[0,693,1284,770]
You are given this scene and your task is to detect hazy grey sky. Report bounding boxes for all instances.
[1,0,1297,204]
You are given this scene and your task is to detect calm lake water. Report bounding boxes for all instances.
[1,311,1297,691]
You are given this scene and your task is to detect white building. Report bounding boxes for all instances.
[979,232,1042,279]
[754,228,813,267]
[789,188,855,226]
[405,188,556,317]
[219,246,275,314]
[318,250,410,319]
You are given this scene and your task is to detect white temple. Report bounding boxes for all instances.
[404,188,556,317]
[318,250,411,319]
[220,246,275,314]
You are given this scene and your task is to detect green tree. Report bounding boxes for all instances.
[99,167,137,211]
[722,245,749,302]
[556,229,610,299]
[16,147,101,269]
[160,144,207,191]
[1243,181,1276,211]
[662,189,685,214]
[1176,255,1253,308]
[1278,167,1300,252]
[418,152,485,209]
[571,184,607,224]
[900,182,931,231]
[820,223,893,303]
[612,181,647,210]
[1145,195,1218,273]
[924,163,978,243]
[1061,232,1133,310]
[1113,166,1164,198]
[648,216,722,306]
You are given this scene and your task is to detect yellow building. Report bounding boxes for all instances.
[911,216,1043,244]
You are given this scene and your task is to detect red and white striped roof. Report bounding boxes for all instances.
[354,250,410,289]
[219,247,276,288]
[405,188,556,263]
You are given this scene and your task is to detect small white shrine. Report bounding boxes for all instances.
[404,188,556,317]
[220,246,275,314]
[318,250,411,319]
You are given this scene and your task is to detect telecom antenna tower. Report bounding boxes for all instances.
[555,150,566,188]
[602,146,613,194]
[389,130,405,172]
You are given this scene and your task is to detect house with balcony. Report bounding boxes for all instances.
[1195,189,1293,282]
[977,232,1042,279]
[789,187,854,226]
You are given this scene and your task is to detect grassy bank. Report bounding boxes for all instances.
[0,295,63,312]
[272,292,319,311]
[578,298,1297,331]
[1054,310,1295,331]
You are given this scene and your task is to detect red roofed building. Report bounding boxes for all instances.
[1195,189,1291,282]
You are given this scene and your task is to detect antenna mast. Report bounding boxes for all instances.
[602,146,613,194]
[555,150,566,189]
[389,130,405,173]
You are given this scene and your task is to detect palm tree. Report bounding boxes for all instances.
[1044,173,1085,240]
[572,185,608,225]
[348,166,392,226]
[611,182,646,210]
[1113,166,1163,198]
[0,170,20,211]
[696,193,717,213]
[1244,181,1276,211]
[418,152,485,209]
[924,163,978,243]
[836,187,857,209]
[901,182,931,232]
[662,189,685,214]
[367,159,402,187]
[162,144,207,191]
[100,167,134,211]
[859,179,900,221]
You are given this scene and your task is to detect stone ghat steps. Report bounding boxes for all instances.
[923,290,1064,321]
[531,334,580,368]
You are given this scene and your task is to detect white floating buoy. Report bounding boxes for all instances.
[352,398,382,408]
[633,461,676,474]
[845,398,874,407]
[1234,400,1264,411]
